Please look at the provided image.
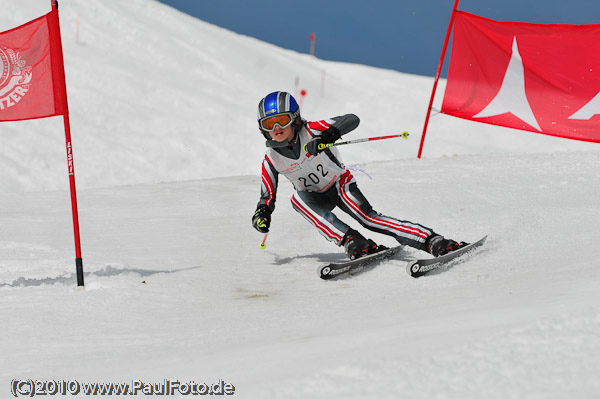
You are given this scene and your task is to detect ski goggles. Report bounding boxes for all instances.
[259,113,294,131]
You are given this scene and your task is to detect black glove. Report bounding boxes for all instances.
[305,126,341,156]
[252,205,272,233]
[305,136,325,156]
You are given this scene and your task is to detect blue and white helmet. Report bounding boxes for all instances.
[257,91,300,128]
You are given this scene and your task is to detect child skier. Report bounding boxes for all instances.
[252,91,465,260]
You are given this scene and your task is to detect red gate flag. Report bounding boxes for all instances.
[442,11,600,143]
[0,9,67,121]
[1,3,83,288]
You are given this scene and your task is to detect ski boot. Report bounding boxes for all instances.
[342,229,382,260]
[425,234,468,257]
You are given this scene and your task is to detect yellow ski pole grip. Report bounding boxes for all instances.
[303,142,330,152]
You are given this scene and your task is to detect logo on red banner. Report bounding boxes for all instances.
[442,12,600,143]
[0,46,32,111]
[0,10,68,121]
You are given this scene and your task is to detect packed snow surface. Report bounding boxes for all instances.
[1,1,599,398]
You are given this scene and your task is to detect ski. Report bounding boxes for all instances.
[318,245,404,280]
[406,235,488,278]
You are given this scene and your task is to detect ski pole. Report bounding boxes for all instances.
[305,131,409,152]
[259,233,268,250]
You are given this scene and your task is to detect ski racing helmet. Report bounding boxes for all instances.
[257,91,301,141]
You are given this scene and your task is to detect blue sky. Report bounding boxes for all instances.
[157,0,600,77]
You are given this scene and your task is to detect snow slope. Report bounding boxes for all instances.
[1,1,599,398]
[0,0,595,192]
[2,152,599,398]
